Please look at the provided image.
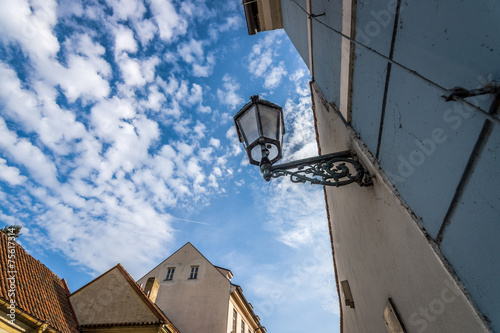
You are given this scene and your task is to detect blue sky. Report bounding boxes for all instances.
[0,0,339,331]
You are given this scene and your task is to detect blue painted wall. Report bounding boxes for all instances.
[309,0,342,107]
[350,46,387,154]
[350,0,397,153]
[280,0,500,330]
[280,0,309,70]
[378,65,485,237]
[441,124,500,331]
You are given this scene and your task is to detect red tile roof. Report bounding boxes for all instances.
[0,232,78,333]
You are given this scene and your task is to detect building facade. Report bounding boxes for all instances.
[69,264,179,333]
[244,0,499,332]
[137,243,266,333]
[0,232,79,333]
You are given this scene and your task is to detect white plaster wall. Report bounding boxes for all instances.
[226,291,259,333]
[137,243,231,333]
[311,82,489,333]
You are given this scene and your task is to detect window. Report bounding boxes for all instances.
[232,309,237,333]
[241,320,245,333]
[165,267,175,280]
[189,266,199,279]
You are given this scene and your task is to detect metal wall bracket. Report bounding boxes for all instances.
[260,150,373,187]
[441,82,500,102]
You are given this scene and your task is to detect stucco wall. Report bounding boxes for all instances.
[137,243,231,333]
[70,268,158,325]
[312,82,489,333]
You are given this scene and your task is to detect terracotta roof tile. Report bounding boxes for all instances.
[0,232,78,333]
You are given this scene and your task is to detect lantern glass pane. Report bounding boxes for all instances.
[259,105,279,140]
[268,143,279,161]
[238,106,259,146]
[278,113,283,145]
[250,143,279,163]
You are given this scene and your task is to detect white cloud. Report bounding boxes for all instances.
[210,137,220,148]
[187,83,203,105]
[178,38,215,77]
[0,0,59,59]
[217,74,244,110]
[0,158,27,186]
[133,19,157,46]
[247,31,288,90]
[178,39,204,64]
[115,25,138,54]
[119,57,146,86]
[148,0,187,42]
[158,76,211,115]
[0,62,41,131]
[105,0,146,21]
[192,54,215,77]
[219,16,243,32]
[264,62,287,89]
[117,55,159,87]
[226,126,242,156]
[290,68,306,82]
[57,55,112,102]
[0,117,59,188]
[58,0,84,18]
[180,0,215,20]
[143,85,166,112]
[193,121,207,140]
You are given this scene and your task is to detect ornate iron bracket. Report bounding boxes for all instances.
[260,150,373,187]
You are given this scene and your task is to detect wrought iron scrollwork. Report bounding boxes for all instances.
[260,150,373,187]
[270,158,369,187]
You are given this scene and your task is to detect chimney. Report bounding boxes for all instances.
[144,277,160,303]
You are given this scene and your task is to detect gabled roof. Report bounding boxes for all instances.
[138,242,231,281]
[70,264,179,333]
[0,232,79,333]
[215,266,233,280]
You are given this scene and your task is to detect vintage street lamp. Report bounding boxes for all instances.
[234,95,372,187]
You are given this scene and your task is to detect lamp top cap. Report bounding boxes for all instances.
[234,95,283,119]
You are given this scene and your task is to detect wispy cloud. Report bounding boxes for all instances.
[217,74,244,110]
[247,31,288,90]
[0,158,27,186]
[0,0,243,276]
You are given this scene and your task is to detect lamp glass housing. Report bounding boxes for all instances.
[234,96,285,166]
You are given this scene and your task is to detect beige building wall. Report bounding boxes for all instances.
[137,243,232,333]
[311,82,489,333]
[70,267,159,325]
[226,286,263,333]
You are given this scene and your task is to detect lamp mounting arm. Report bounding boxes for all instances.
[260,150,373,187]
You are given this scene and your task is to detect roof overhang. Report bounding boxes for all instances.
[243,0,283,35]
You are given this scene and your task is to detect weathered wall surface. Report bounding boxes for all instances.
[279,0,500,330]
[70,268,158,325]
[312,81,489,333]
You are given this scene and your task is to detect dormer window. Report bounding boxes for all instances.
[189,266,199,279]
[165,267,175,281]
